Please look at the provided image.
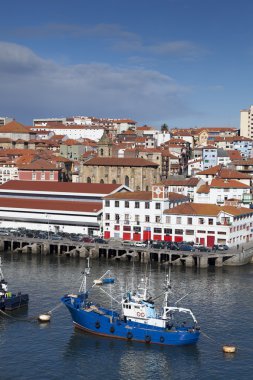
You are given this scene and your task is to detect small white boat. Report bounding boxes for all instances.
[93,279,103,285]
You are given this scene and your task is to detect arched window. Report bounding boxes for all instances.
[100,179,104,184]
[146,186,149,191]
[100,149,104,156]
[112,179,116,184]
[125,175,129,187]
[87,177,91,183]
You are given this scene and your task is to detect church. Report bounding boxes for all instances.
[80,131,159,191]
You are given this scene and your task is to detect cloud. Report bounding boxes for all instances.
[10,23,206,60]
[0,42,193,124]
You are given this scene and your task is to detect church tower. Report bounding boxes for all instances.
[97,129,113,157]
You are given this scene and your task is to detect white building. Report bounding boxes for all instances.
[164,203,253,247]
[31,125,104,142]
[102,185,189,240]
[194,179,252,206]
[240,105,253,139]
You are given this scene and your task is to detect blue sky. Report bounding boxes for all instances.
[0,0,252,128]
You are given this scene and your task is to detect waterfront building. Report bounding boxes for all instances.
[164,203,253,247]
[0,181,131,235]
[102,185,189,240]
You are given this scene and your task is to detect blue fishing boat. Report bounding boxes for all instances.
[61,262,200,346]
[0,257,29,311]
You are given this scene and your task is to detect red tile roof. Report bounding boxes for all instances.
[164,202,253,216]
[0,121,35,134]
[83,157,159,167]
[0,197,102,213]
[210,179,249,188]
[104,191,188,201]
[0,180,125,194]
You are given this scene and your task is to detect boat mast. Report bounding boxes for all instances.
[79,258,90,293]
[0,257,4,282]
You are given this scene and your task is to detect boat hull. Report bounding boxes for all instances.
[62,297,200,346]
[1,294,29,311]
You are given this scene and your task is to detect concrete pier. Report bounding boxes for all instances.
[1,236,253,268]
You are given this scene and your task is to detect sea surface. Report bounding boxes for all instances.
[0,252,253,380]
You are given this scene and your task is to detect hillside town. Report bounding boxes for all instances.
[0,106,253,250]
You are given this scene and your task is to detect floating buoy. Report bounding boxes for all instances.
[38,313,51,323]
[223,345,236,353]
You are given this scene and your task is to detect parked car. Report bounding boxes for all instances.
[94,237,107,244]
[193,243,204,249]
[81,236,94,243]
[178,244,195,252]
[134,241,147,247]
[165,242,180,250]
[198,246,211,252]
[122,240,134,246]
[151,241,165,249]
[213,244,229,251]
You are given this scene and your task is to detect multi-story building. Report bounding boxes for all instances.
[102,185,253,247]
[194,179,252,206]
[102,185,189,240]
[240,105,253,139]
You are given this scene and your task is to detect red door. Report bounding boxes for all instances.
[104,231,110,239]
[143,230,151,241]
[123,233,131,241]
[133,233,141,241]
[207,235,215,247]
[164,235,172,241]
[174,236,183,243]
[200,237,205,246]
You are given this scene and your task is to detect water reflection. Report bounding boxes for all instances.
[64,328,201,380]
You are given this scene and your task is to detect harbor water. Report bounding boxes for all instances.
[0,252,253,380]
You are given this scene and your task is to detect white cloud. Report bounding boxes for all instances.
[0,42,193,124]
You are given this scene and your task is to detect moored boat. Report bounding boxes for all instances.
[0,257,29,311]
[61,262,200,346]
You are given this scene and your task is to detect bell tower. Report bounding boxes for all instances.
[97,129,113,157]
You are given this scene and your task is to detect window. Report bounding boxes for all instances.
[186,230,194,235]
[50,172,54,180]
[175,229,183,235]
[187,217,192,225]
[176,217,182,224]
[155,203,161,210]
[105,213,110,220]
[155,216,161,223]
[145,202,150,209]
[145,215,150,222]
[135,215,140,223]
[32,172,36,180]
[208,218,213,225]
[133,226,141,232]
[115,214,120,222]
[164,228,172,234]
[165,216,171,224]
[135,202,140,208]
[123,226,131,231]
[154,228,162,233]
[198,218,204,225]
[114,225,120,231]
[125,201,129,208]
[105,200,110,207]
[115,201,119,207]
